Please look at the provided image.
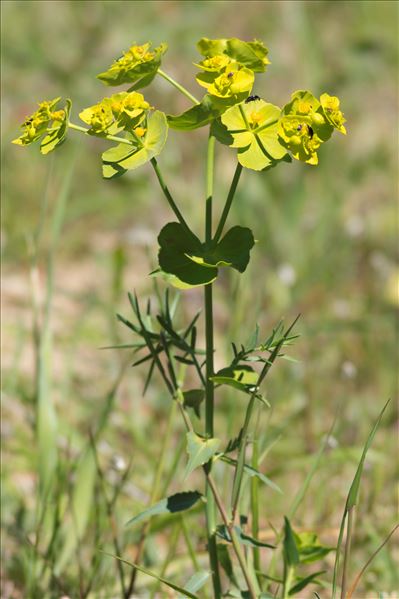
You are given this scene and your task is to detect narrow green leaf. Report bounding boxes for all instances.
[283,517,300,567]
[211,365,258,393]
[126,491,202,527]
[346,400,390,510]
[332,400,390,597]
[184,432,221,479]
[55,446,96,573]
[217,544,238,587]
[182,570,211,594]
[216,525,275,549]
[221,454,282,494]
[102,552,198,598]
[288,570,326,595]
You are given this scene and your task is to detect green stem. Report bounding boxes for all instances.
[157,68,200,105]
[206,474,257,599]
[283,565,295,599]
[251,437,261,585]
[213,163,243,244]
[69,122,132,146]
[150,158,191,233]
[341,508,354,599]
[204,132,222,598]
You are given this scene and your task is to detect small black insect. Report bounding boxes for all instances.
[308,125,314,139]
[245,95,261,103]
[227,72,234,78]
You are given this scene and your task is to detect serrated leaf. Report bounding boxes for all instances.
[184,432,221,479]
[102,110,168,178]
[126,491,202,527]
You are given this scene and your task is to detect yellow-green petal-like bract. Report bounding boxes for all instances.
[97,42,167,87]
[220,99,288,171]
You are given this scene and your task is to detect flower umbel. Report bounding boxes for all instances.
[12,97,71,154]
[320,93,346,134]
[79,92,152,135]
[97,42,167,87]
[278,90,345,165]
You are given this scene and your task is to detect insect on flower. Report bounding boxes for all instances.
[245,95,261,103]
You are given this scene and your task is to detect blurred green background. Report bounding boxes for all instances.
[1,1,398,597]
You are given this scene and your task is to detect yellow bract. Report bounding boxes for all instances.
[12,98,64,146]
[320,93,346,134]
[79,92,152,135]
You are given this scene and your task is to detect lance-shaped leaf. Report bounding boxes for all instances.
[283,517,300,567]
[102,110,168,178]
[211,365,259,393]
[158,223,255,289]
[219,99,288,171]
[184,432,221,479]
[168,95,222,131]
[221,454,282,494]
[181,571,211,596]
[97,42,167,88]
[216,525,275,549]
[288,571,326,596]
[126,490,202,527]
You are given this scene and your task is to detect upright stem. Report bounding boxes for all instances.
[213,163,243,244]
[204,133,222,598]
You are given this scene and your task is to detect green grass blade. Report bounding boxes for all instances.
[36,155,75,496]
[332,400,390,598]
[102,552,199,598]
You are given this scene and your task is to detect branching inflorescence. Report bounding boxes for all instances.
[14,37,349,599]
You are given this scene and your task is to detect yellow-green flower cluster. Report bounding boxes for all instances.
[79,91,152,136]
[195,37,270,101]
[196,64,254,100]
[278,91,346,165]
[12,98,66,147]
[97,42,167,86]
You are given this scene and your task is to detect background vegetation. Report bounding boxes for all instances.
[1,1,398,597]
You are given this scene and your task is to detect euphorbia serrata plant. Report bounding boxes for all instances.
[13,37,346,598]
